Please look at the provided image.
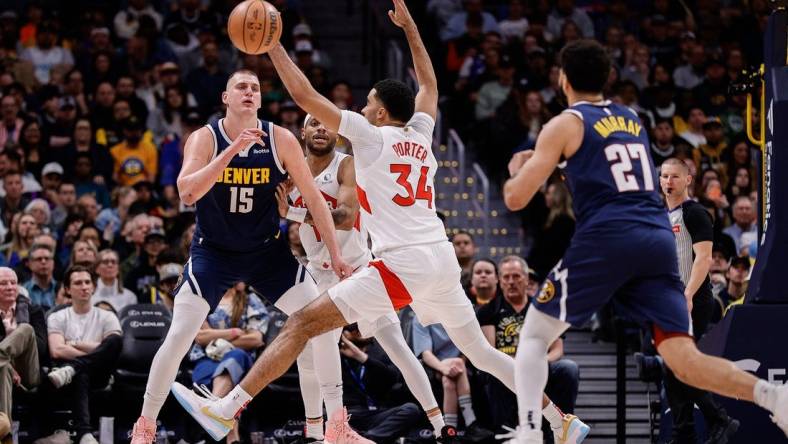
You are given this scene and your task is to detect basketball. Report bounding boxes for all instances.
[227,0,282,55]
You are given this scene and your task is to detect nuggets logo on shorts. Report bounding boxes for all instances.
[537,280,556,303]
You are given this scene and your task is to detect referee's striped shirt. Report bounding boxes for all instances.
[668,200,714,296]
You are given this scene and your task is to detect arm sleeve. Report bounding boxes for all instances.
[339,110,383,168]
[406,112,436,142]
[684,203,714,243]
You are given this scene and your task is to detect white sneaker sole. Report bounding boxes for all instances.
[170,382,231,441]
[563,421,591,444]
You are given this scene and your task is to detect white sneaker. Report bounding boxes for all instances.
[170,382,234,441]
[78,433,98,444]
[771,382,788,436]
[553,414,591,443]
[48,366,76,388]
[494,426,542,444]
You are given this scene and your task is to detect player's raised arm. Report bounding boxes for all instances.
[388,0,438,120]
[177,126,265,206]
[273,126,353,278]
[503,113,580,211]
[267,44,341,132]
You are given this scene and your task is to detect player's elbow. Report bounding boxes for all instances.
[503,188,525,211]
[177,180,196,206]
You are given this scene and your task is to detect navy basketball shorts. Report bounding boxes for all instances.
[533,225,691,341]
[175,234,312,311]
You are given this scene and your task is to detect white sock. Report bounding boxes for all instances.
[515,337,549,430]
[428,411,445,436]
[458,395,476,426]
[305,417,324,440]
[445,413,458,427]
[754,379,778,412]
[543,401,564,430]
[311,330,344,418]
[215,385,253,419]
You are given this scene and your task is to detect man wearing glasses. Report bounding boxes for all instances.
[22,244,57,310]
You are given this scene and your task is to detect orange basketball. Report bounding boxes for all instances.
[227,0,282,55]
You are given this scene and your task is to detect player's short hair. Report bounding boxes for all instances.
[226,69,259,90]
[63,265,96,288]
[559,39,611,94]
[372,79,414,123]
[662,157,689,174]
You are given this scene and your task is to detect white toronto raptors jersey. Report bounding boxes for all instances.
[290,152,370,270]
[338,110,447,255]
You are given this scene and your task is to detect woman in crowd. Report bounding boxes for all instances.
[69,239,98,268]
[147,85,187,146]
[24,198,53,234]
[92,249,137,312]
[190,282,268,444]
[3,213,39,267]
[18,120,44,178]
[527,182,576,279]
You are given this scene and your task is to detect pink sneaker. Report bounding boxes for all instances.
[324,408,374,444]
[129,417,157,444]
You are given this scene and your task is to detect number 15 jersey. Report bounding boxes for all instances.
[561,101,669,233]
[339,111,446,255]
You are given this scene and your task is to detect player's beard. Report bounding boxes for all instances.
[306,138,336,157]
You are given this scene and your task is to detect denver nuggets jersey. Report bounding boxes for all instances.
[194,118,287,252]
[562,101,669,232]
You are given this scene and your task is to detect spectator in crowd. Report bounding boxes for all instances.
[338,324,423,442]
[124,227,165,300]
[673,42,706,90]
[0,96,22,149]
[69,240,98,269]
[650,118,691,167]
[475,55,515,120]
[0,267,46,429]
[24,199,53,234]
[4,213,38,269]
[719,256,750,309]
[45,266,122,444]
[498,0,529,43]
[39,163,64,208]
[441,0,499,42]
[113,0,163,41]
[149,262,182,310]
[110,116,158,187]
[92,249,136,312]
[20,21,74,85]
[678,106,707,148]
[468,258,499,306]
[159,110,200,203]
[96,186,137,243]
[289,23,333,70]
[18,120,45,180]
[0,150,41,199]
[76,194,100,227]
[186,41,228,115]
[31,233,61,281]
[190,283,267,444]
[726,166,752,203]
[546,0,594,39]
[722,196,757,255]
[115,76,150,129]
[73,154,111,210]
[147,86,188,146]
[22,244,57,309]
[51,181,77,231]
[0,172,30,230]
[64,118,114,186]
[477,256,579,438]
[451,231,477,295]
[527,182,575,280]
[411,321,492,441]
[694,117,728,173]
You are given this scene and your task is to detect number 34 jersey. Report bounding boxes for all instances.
[339,111,447,255]
[561,101,670,233]
[194,118,288,252]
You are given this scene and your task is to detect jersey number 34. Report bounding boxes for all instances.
[390,164,433,208]
[605,143,655,193]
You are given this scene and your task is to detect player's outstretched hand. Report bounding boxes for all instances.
[275,182,290,218]
[388,0,415,29]
[332,256,354,281]
[508,150,535,177]
[231,128,267,154]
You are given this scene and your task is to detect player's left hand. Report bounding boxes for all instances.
[508,150,534,177]
[332,256,354,281]
[275,182,290,218]
[388,0,415,29]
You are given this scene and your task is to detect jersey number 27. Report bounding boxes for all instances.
[605,143,654,192]
[390,164,433,208]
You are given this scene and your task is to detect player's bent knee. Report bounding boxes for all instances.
[658,336,700,384]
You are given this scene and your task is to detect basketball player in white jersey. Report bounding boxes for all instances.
[175,2,588,442]
[278,114,454,441]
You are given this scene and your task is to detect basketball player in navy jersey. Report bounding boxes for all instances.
[501,40,788,443]
[128,69,362,444]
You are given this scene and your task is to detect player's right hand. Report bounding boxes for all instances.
[275,182,290,218]
[231,128,267,154]
[331,256,354,281]
[388,0,415,29]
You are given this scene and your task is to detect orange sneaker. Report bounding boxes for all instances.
[129,417,157,444]
[324,408,373,444]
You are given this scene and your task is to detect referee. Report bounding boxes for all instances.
[660,158,739,443]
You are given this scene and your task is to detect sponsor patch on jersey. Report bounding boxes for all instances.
[253,148,270,154]
[537,280,555,303]
[672,224,681,233]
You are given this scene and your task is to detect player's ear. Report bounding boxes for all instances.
[221,91,228,106]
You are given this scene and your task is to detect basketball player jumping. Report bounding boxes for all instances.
[278,114,455,441]
[501,39,788,443]
[128,70,372,444]
[172,1,589,443]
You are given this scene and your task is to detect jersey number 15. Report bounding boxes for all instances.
[605,143,655,192]
[229,186,254,213]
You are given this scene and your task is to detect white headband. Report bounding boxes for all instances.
[303,113,312,131]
